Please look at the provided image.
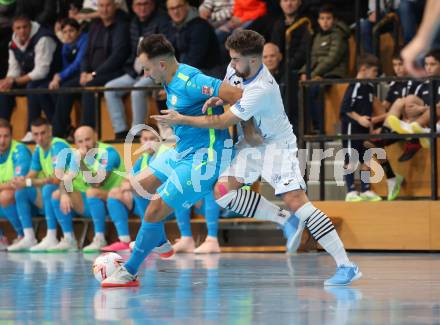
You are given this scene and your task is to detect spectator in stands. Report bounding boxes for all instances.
[385,49,440,155]
[69,0,129,23]
[52,0,130,138]
[248,0,282,42]
[340,54,383,202]
[167,0,222,75]
[49,19,88,91]
[262,42,285,97]
[0,119,30,250]
[300,5,349,132]
[199,0,234,28]
[14,0,57,27]
[51,126,125,252]
[0,0,15,78]
[104,0,170,140]
[9,118,73,252]
[0,15,60,142]
[215,0,266,61]
[271,0,309,71]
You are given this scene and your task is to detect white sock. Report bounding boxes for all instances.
[216,189,289,225]
[95,233,105,240]
[46,229,57,240]
[296,202,351,267]
[386,177,396,194]
[64,232,73,240]
[23,228,35,240]
[119,235,130,243]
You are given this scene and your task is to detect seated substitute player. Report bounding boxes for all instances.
[153,30,361,286]
[0,119,30,250]
[10,118,72,252]
[101,34,292,287]
[50,126,126,252]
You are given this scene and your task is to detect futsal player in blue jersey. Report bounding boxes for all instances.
[102,34,243,287]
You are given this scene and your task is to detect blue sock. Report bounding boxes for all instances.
[15,187,37,229]
[204,193,220,238]
[344,173,356,192]
[42,184,58,230]
[176,207,192,237]
[1,204,23,236]
[125,221,166,275]
[133,194,149,219]
[51,198,73,233]
[107,198,129,237]
[86,197,106,234]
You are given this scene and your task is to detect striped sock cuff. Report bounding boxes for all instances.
[305,209,335,241]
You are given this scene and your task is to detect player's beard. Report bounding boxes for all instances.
[235,64,251,79]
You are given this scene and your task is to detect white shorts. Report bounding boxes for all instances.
[221,139,306,195]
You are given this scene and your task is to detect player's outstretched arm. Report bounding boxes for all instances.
[153,109,242,129]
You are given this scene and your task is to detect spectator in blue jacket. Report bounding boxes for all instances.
[48,18,88,90]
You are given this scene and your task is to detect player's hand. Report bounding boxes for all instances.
[202,97,224,113]
[60,194,72,214]
[242,119,264,146]
[151,110,183,126]
[11,176,26,189]
[357,115,371,128]
[402,37,429,77]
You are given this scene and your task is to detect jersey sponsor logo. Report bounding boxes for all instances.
[202,85,214,96]
[100,158,108,166]
[235,100,245,112]
[171,95,178,105]
[15,166,21,175]
[269,79,274,85]
[233,80,241,85]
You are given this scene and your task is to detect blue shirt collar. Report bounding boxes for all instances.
[243,65,263,85]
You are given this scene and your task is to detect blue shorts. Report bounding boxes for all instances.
[149,148,177,183]
[156,154,224,210]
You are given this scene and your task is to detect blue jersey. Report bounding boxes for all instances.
[0,143,32,177]
[131,154,152,175]
[31,141,71,172]
[164,64,230,158]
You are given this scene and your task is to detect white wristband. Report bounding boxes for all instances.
[25,178,32,187]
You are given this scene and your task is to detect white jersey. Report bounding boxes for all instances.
[225,64,296,144]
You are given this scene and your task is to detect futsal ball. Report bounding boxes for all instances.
[92,252,124,282]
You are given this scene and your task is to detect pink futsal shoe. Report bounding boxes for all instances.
[101,241,131,253]
[101,265,140,288]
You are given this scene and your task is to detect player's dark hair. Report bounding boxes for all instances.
[225,30,265,56]
[137,34,175,59]
[425,49,440,63]
[0,119,12,134]
[31,117,51,128]
[358,54,379,69]
[141,124,160,136]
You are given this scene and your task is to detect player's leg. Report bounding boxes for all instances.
[0,189,23,241]
[9,187,39,251]
[30,184,60,251]
[281,189,361,286]
[356,141,382,202]
[173,206,196,253]
[194,191,221,254]
[102,187,132,252]
[102,197,174,287]
[48,190,79,252]
[83,188,109,252]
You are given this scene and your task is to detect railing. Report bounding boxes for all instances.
[0,85,162,139]
[299,76,439,201]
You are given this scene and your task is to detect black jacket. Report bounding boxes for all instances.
[125,9,171,77]
[270,16,311,71]
[169,10,220,72]
[81,11,130,77]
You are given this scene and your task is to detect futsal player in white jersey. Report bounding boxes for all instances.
[154,30,361,286]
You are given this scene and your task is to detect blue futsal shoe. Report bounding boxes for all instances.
[324,263,362,286]
[283,214,305,253]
